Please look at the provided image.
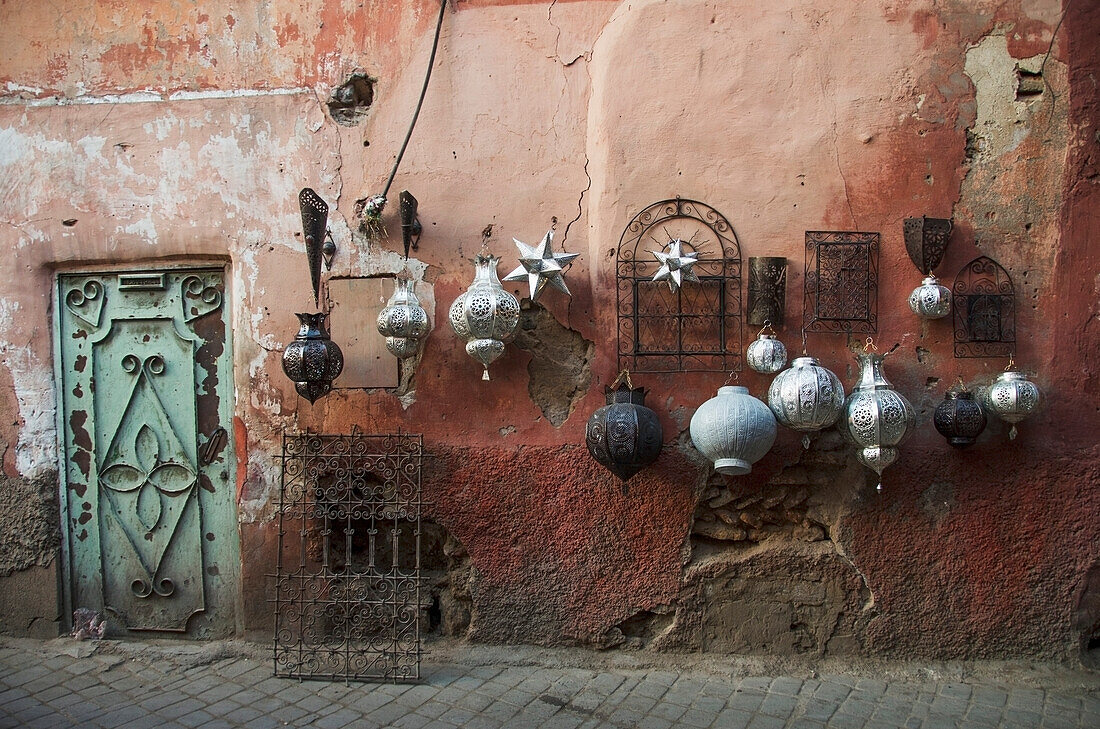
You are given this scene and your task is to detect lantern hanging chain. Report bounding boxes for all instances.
[1005,354,1016,371]
[758,319,776,338]
[800,327,808,355]
[723,370,739,387]
[864,337,877,353]
[611,369,634,390]
[379,0,448,203]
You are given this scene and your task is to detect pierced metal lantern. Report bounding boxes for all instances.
[449,253,520,380]
[690,386,777,476]
[982,369,1041,440]
[908,275,952,320]
[586,380,663,481]
[768,356,845,449]
[282,312,344,404]
[746,332,787,374]
[843,351,915,491]
[934,389,987,448]
[377,278,430,359]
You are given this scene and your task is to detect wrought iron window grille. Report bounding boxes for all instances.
[952,255,1016,358]
[272,432,425,683]
[802,231,880,334]
[616,198,743,373]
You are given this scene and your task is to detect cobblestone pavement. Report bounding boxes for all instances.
[1,637,1098,729]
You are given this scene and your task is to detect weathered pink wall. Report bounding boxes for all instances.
[0,0,1096,661]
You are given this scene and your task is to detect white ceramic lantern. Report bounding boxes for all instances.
[689,386,777,476]
[767,356,845,448]
[449,253,520,380]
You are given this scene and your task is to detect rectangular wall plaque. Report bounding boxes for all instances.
[803,231,879,334]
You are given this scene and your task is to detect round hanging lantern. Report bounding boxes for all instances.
[448,253,520,380]
[982,366,1041,440]
[377,277,430,359]
[282,312,344,404]
[934,387,987,448]
[907,275,952,319]
[585,373,663,481]
[767,355,845,449]
[745,324,787,374]
[843,344,915,491]
[690,385,777,476]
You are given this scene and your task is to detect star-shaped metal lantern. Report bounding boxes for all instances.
[503,230,579,301]
[651,238,700,292]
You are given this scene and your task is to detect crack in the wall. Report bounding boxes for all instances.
[510,300,594,427]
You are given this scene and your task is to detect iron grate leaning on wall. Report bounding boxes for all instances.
[272,433,425,683]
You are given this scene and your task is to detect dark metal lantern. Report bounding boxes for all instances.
[747,257,786,327]
[282,312,344,403]
[586,379,663,481]
[903,217,952,274]
[934,389,987,448]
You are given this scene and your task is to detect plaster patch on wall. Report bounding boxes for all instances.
[511,300,594,427]
[0,342,58,482]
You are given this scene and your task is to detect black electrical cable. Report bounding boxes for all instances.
[381,0,447,201]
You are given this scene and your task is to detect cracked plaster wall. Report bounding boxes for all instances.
[0,0,1097,663]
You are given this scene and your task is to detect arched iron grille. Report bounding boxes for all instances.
[952,255,1015,358]
[616,198,743,373]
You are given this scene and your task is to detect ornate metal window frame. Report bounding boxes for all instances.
[802,231,879,334]
[952,256,1015,358]
[273,433,425,683]
[616,198,743,373]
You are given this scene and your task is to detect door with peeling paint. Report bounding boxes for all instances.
[56,268,238,637]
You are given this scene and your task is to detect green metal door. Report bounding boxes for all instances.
[56,268,238,637]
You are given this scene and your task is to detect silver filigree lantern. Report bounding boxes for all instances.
[843,347,915,491]
[449,253,520,380]
[282,312,344,404]
[982,367,1041,440]
[746,324,787,374]
[908,275,952,320]
[690,385,777,476]
[768,356,845,449]
[377,278,430,359]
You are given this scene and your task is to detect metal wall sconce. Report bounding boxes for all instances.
[399,190,422,258]
[747,256,786,327]
[903,217,952,275]
[299,188,329,306]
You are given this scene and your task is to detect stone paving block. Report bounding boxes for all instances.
[223,705,263,724]
[680,706,716,728]
[475,699,521,723]
[727,689,766,713]
[971,686,1008,707]
[25,714,76,729]
[919,715,960,729]
[412,700,451,719]
[758,692,799,718]
[746,713,787,729]
[649,700,687,722]
[174,708,214,728]
[537,712,584,729]
[813,680,853,703]
[497,687,537,708]
[434,706,481,726]
[740,676,773,692]
[771,677,805,696]
[391,712,431,729]
[455,689,495,712]
[0,688,27,707]
[869,701,912,725]
[938,682,973,700]
[787,719,826,729]
[636,715,675,729]
[368,701,417,726]
[826,711,869,729]
[962,702,1003,727]
[313,707,367,729]
[838,697,876,719]
[633,681,669,701]
[1006,687,1046,709]
[202,697,242,717]
[267,703,311,724]
[607,706,642,725]
[1038,715,1076,729]
[689,694,726,714]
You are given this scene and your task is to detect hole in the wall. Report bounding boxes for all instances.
[1016,67,1044,99]
[327,73,376,126]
